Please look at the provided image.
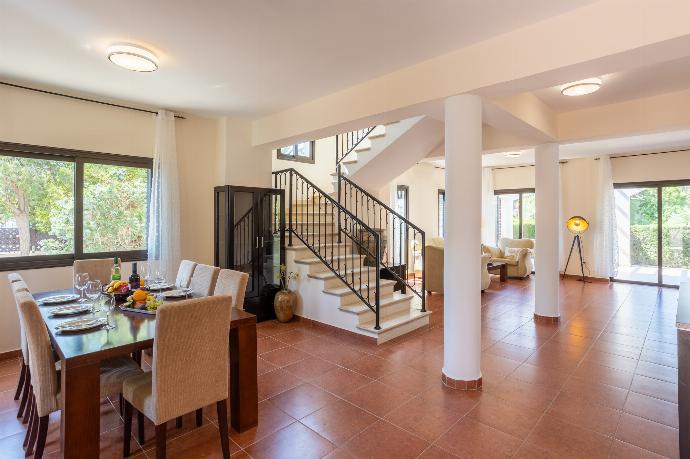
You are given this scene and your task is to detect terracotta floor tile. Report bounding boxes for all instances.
[546,392,621,436]
[630,374,677,403]
[507,362,572,390]
[283,356,338,381]
[146,423,241,458]
[257,336,288,355]
[345,354,405,379]
[245,421,335,459]
[273,328,316,345]
[526,413,612,459]
[561,375,629,410]
[312,367,373,397]
[269,383,340,419]
[0,432,29,459]
[435,417,522,458]
[341,420,429,459]
[573,360,635,390]
[485,341,535,361]
[259,346,310,368]
[301,399,377,446]
[376,365,438,395]
[257,368,303,401]
[484,377,559,411]
[513,442,558,459]
[342,380,414,417]
[609,440,668,459]
[417,445,460,458]
[466,392,544,439]
[623,391,679,428]
[615,413,679,459]
[636,360,678,384]
[417,382,482,414]
[257,356,278,376]
[229,400,295,448]
[384,395,464,442]
[640,349,677,368]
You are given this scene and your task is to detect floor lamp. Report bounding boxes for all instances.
[562,215,590,282]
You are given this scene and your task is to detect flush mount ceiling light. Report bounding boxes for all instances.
[560,77,602,97]
[107,44,158,72]
[503,151,522,158]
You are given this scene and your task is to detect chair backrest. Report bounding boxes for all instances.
[7,272,24,284]
[175,259,197,288]
[15,291,59,417]
[10,278,31,362]
[213,269,249,309]
[73,258,113,285]
[189,264,220,297]
[498,237,535,251]
[151,296,231,424]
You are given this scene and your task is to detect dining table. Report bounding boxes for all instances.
[33,288,258,459]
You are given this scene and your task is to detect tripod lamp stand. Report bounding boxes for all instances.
[562,215,589,282]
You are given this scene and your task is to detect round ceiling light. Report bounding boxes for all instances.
[560,78,602,97]
[503,151,523,158]
[107,44,158,72]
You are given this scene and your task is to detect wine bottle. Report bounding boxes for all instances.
[111,257,121,281]
[129,262,141,291]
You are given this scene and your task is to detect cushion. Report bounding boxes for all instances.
[504,247,522,260]
[123,371,155,421]
[482,244,503,259]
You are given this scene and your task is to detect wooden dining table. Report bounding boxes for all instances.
[33,289,258,459]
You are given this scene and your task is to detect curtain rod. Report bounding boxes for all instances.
[1,81,186,120]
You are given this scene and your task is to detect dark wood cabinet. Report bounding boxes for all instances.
[214,186,285,321]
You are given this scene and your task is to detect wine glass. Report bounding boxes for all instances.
[139,263,149,289]
[154,268,166,293]
[104,295,117,330]
[85,280,102,314]
[75,273,90,302]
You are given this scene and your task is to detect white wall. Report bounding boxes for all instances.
[493,166,535,190]
[0,84,223,353]
[271,136,336,192]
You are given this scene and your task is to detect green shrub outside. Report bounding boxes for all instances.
[630,224,690,268]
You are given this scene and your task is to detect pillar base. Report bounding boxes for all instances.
[533,313,560,324]
[441,372,482,391]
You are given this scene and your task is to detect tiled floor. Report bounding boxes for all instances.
[0,277,681,458]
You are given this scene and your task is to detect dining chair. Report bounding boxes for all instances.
[15,290,144,458]
[8,276,31,420]
[175,259,197,288]
[73,258,113,285]
[213,269,249,310]
[188,263,220,297]
[122,296,232,459]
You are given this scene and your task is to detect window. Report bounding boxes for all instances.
[438,189,445,238]
[276,141,315,163]
[0,142,152,270]
[494,189,535,241]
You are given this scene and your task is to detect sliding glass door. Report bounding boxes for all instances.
[495,189,535,241]
[614,181,690,286]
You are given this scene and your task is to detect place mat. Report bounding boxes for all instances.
[148,282,174,290]
[161,288,192,299]
[55,317,106,333]
[40,294,81,305]
[49,304,91,317]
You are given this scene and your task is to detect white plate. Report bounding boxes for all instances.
[55,317,106,333]
[40,294,81,305]
[49,304,91,317]
[162,289,192,299]
[149,282,174,290]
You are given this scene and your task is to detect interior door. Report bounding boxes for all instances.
[661,185,690,286]
[232,190,260,298]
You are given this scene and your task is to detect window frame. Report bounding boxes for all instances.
[494,188,535,240]
[276,140,315,164]
[438,189,445,238]
[0,141,152,271]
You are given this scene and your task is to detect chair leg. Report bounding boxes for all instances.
[155,423,167,459]
[25,399,39,456]
[17,372,30,419]
[133,350,142,366]
[195,408,203,427]
[119,393,124,416]
[14,361,26,400]
[175,416,182,428]
[33,415,49,459]
[123,400,133,457]
[216,400,230,459]
[23,397,35,448]
[137,410,145,445]
[22,388,33,424]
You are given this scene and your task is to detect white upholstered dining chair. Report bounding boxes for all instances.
[175,259,197,288]
[188,263,220,296]
[213,269,249,309]
[73,258,113,285]
[15,290,144,458]
[8,275,31,421]
[122,296,232,459]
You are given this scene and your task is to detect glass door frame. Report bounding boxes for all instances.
[494,188,535,240]
[613,179,690,288]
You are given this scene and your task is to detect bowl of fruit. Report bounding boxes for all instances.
[104,280,131,302]
[123,289,164,314]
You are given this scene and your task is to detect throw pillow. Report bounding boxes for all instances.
[504,247,522,260]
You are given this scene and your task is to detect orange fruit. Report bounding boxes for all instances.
[132,289,148,302]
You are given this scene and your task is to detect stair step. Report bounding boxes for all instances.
[339,292,413,316]
[308,266,377,281]
[295,254,362,266]
[323,279,396,297]
[357,309,431,336]
[286,242,346,251]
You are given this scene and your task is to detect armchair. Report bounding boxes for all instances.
[425,238,492,293]
[482,237,534,278]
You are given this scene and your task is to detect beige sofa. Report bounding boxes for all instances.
[425,238,491,293]
[482,237,534,278]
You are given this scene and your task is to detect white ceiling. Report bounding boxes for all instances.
[0,0,595,117]
[533,56,690,113]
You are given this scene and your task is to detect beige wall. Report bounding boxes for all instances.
[612,150,690,183]
[272,136,336,192]
[493,166,535,190]
[0,84,221,353]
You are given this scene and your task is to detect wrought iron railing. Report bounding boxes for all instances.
[273,168,382,329]
[338,174,425,312]
[233,208,253,268]
[335,126,377,168]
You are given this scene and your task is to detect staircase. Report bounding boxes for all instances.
[273,168,430,344]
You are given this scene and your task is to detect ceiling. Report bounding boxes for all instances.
[533,56,690,113]
[0,0,596,117]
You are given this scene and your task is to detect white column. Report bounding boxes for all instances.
[535,143,560,319]
[442,94,482,386]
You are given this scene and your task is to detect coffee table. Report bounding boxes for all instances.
[487,261,508,282]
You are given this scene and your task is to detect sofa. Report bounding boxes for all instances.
[481,237,534,278]
[425,238,491,293]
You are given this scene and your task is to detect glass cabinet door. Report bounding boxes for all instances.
[259,192,284,290]
[232,190,259,298]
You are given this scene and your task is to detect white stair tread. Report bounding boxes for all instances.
[323,279,396,296]
[339,292,414,315]
[295,254,363,265]
[286,242,346,251]
[308,266,377,280]
[357,309,431,333]
[342,157,358,165]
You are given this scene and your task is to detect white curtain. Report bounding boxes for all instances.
[481,167,496,245]
[591,156,618,278]
[147,110,181,281]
